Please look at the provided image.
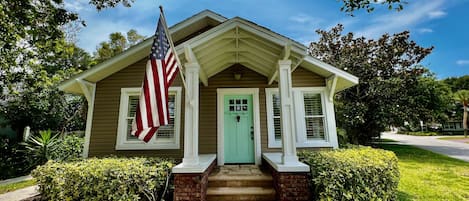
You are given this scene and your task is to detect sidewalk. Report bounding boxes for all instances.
[0,185,39,201]
[382,132,469,162]
[0,175,38,201]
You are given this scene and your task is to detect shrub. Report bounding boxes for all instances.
[399,131,439,136]
[0,137,30,179]
[53,134,84,161]
[22,130,60,165]
[299,147,400,201]
[32,157,175,201]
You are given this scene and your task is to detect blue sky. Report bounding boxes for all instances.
[65,0,469,79]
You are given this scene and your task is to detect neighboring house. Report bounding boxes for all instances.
[59,10,358,201]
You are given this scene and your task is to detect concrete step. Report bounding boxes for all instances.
[206,187,276,201]
[208,174,273,187]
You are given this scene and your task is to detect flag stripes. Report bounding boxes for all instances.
[131,14,180,142]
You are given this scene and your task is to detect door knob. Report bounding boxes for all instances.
[236,115,240,122]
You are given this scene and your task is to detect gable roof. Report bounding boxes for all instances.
[59,10,358,94]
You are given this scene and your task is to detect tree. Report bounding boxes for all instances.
[86,0,405,14]
[0,1,91,139]
[340,0,405,14]
[310,24,434,144]
[454,90,469,138]
[94,29,144,63]
[443,75,469,93]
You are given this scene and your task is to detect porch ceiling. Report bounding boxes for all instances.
[194,28,304,80]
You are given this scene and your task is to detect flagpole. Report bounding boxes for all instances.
[159,6,188,90]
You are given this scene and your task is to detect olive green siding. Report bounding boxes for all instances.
[89,61,325,158]
[89,58,185,158]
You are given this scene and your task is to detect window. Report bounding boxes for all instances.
[116,87,181,150]
[266,87,331,148]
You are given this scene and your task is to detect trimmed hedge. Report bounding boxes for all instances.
[32,157,175,201]
[299,147,399,201]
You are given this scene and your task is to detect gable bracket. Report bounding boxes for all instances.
[184,45,208,86]
[268,43,292,85]
[76,79,96,104]
[326,75,338,102]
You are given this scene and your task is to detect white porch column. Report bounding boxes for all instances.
[278,59,298,164]
[182,62,200,166]
[76,79,96,158]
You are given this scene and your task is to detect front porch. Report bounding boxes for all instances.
[173,156,311,201]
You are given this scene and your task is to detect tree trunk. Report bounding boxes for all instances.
[464,105,468,138]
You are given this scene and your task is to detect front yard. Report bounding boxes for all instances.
[438,136,469,144]
[379,144,469,201]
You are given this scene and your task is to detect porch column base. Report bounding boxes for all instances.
[173,154,216,201]
[263,153,311,201]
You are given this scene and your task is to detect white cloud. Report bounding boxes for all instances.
[289,14,321,24]
[428,10,447,19]
[418,28,433,33]
[354,0,445,38]
[456,60,469,65]
[63,0,89,12]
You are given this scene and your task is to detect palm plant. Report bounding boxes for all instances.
[22,130,60,165]
[454,90,469,138]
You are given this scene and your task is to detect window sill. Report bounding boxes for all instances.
[268,140,333,148]
[115,142,179,150]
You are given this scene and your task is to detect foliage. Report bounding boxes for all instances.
[454,90,469,137]
[379,144,469,201]
[87,0,405,14]
[94,29,145,63]
[21,130,60,166]
[32,157,175,201]
[52,134,84,161]
[398,131,439,136]
[299,147,400,201]
[340,0,405,14]
[443,75,469,93]
[0,180,36,194]
[0,1,90,139]
[0,137,30,180]
[310,24,438,144]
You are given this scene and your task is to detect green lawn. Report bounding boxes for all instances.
[0,180,36,194]
[438,136,469,144]
[379,144,469,201]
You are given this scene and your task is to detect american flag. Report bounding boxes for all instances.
[131,14,179,142]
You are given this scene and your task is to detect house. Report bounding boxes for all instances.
[59,10,358,201]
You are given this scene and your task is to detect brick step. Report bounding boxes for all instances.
[208,174,273,187]
[206,187,276,201]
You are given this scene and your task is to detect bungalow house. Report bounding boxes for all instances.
[59,10,358,201]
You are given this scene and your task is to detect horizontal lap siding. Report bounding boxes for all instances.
[90,61,324,158]
[89,58,184,158]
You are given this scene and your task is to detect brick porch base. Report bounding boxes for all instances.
[264,158,312,201]
[173,160,216,201]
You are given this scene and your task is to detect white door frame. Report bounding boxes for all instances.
[217,88,261,165]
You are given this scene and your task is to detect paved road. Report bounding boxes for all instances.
[382,132,469,162]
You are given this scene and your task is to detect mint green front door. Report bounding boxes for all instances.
[224,95,254,163]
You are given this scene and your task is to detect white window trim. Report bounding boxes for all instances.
[115,87,182,150]
[266,87,335,148]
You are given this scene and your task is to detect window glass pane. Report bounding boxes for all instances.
[304,93,322,116]
[125,94,176,141]
[157,94,175,139]
[272,93,281,141]
[305,117,325,140]
[126,119,139,141]
[274,117,281,141]
[272,93,281,116]
[128,96,139,117]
